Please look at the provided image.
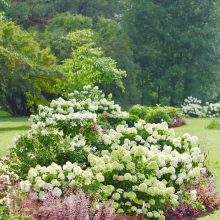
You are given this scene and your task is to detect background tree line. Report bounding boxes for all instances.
[0,0,220,115]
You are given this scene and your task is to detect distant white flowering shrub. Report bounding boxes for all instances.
[182,96,220,118]
[3,86,208,219]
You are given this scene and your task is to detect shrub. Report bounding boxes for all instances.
[169,118,186,128]
[16,121,205,218]
[165,173,220,219]
[145,108,172,124]
[0,86,215,219]
[165,202,203,219]
[194,174,220,210]
[10,86,129,177]
[182,96,220,118]
[128,105,184,127]
[129,105,148,119]
[206,119,220,130]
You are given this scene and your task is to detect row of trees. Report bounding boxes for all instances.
[1,0,220,115]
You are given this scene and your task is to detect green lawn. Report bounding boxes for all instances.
[0,117,30,155]
[0,110,11,117]
[0,117,219,219]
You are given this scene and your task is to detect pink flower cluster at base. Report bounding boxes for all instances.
[10,190,115,220]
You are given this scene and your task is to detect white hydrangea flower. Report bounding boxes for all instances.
[190,190,197,201]
[20,180,31,193]
[95,173,105,182]
[52,187,62,198]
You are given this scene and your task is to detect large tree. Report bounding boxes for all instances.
[5,0,122,28]
[61,29,126,94]
[42,13,93,62]
[95,17,139,105]
[42,14,138,106]
[122,0,220,105]
[0,18,61,115]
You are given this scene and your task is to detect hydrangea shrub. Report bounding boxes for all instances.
[182,96,220,118]
[0,86,215,219]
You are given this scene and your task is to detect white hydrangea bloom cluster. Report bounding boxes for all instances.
[182,96,220,117]
[30,85,128,132]
[69,134,87,151]
[20,161,104,201]
[182,96,206,117]
[88,147,178,218]
[0,161,19,181]
[12,86,130,174]
[204,103,220,117]
[96,121,205,188]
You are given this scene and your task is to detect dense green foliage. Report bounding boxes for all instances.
[61,29,126,93]
[0,18,60,115]
[0,17,126,115]
[1,0,220,115]
[129,105,183,126]
[5,0,122,28]
[206,119,220,130]
[41,13,136,104]
[123,0,220,106]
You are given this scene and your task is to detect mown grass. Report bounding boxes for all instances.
[0,116,219,218]
[0,117,30,156]
[0,110,11,117]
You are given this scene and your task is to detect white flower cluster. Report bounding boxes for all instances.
[30,85,128,132]
[0,161,19,181]
[20,161,104,201]
[88,146,178,218]
[182,96,220,117]
[96,121,205,188]
[69,134,87,151]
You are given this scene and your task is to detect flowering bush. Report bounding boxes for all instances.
[0,86,217,219]
[16,119,205,218]
[10,85,129,177]
[182,96,220,118]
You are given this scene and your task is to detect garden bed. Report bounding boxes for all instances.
[0,87,219,219]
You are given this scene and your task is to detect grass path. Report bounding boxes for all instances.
[175,118,220,219]
[0,117,219,219]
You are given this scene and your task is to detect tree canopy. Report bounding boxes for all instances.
[1,0,220,115]
[0,18,60,115]
[61,29,126,94]
[123,0,220,105]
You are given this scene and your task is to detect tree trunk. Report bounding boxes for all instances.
[78,0,90,16]
[169,77,176,106]
[183,76,191,99]
[157,85,161,104]
[141,79,144,105]
[6,94,19,116]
